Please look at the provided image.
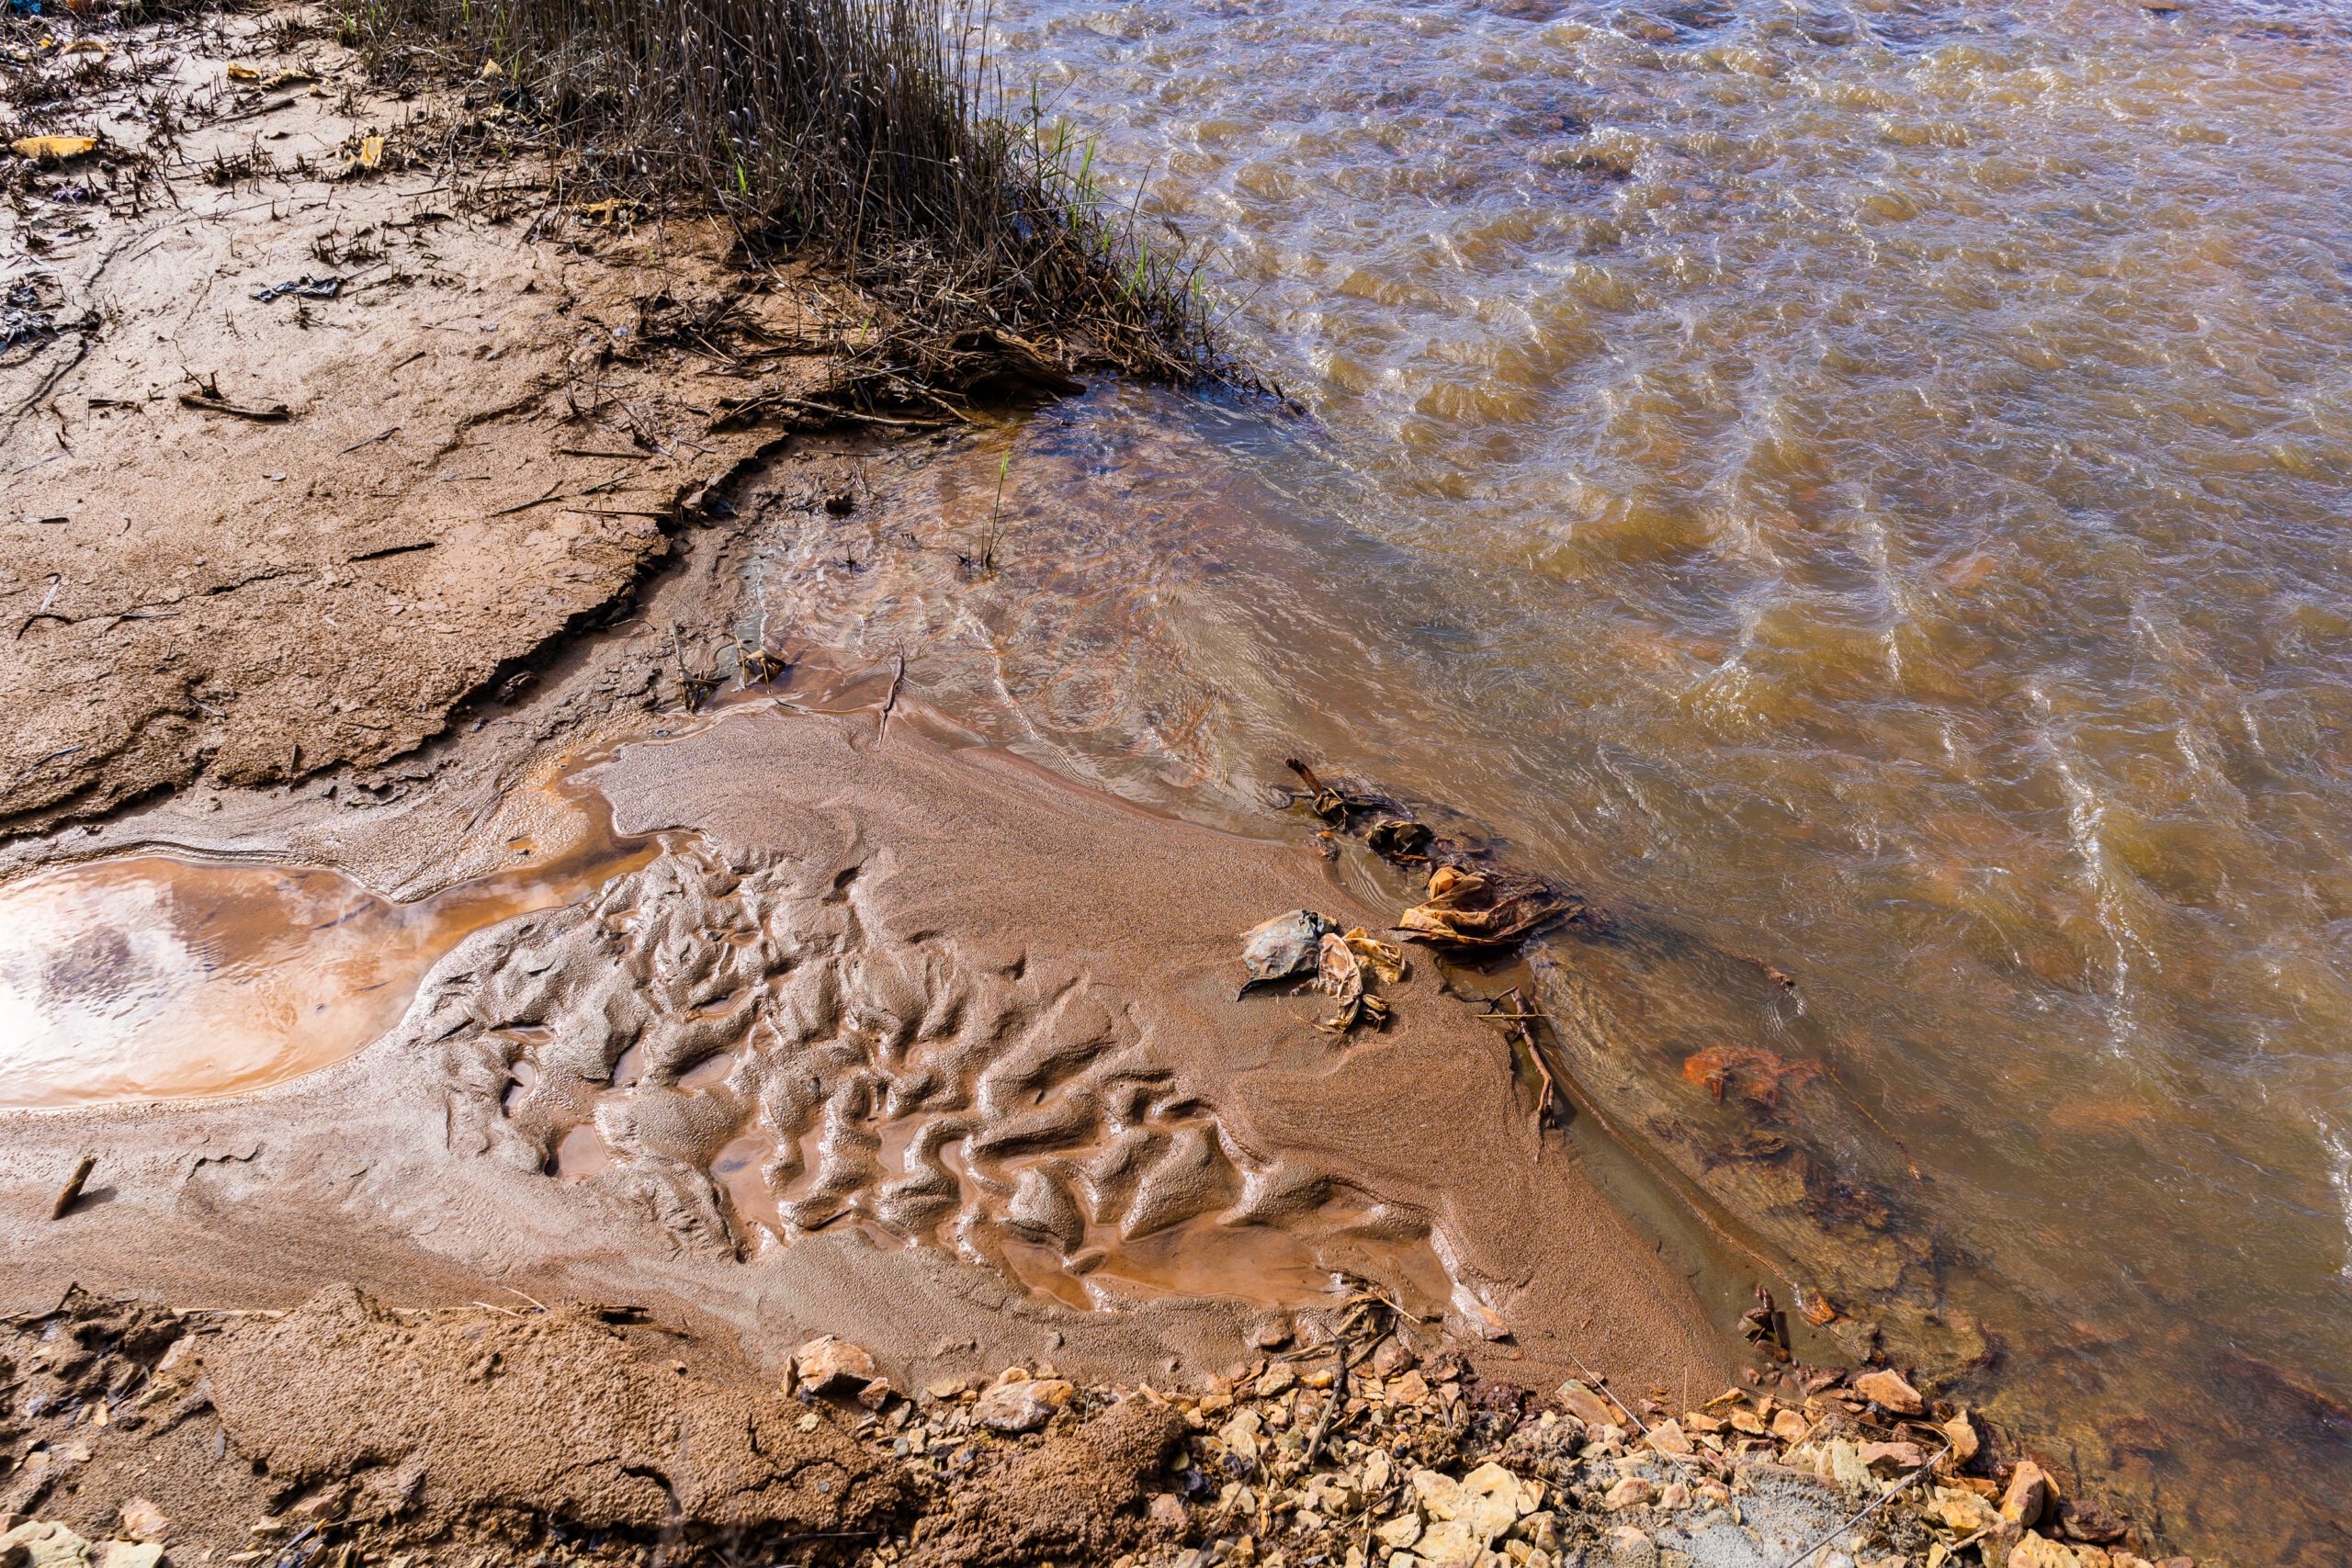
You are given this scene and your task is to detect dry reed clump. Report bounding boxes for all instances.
[339,0,1236,398]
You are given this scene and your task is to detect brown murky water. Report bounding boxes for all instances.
[0,773,659,1107]
[732,0,2352,1557]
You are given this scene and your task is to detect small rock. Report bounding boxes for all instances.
[2,1521,93,1568]
[2057,1499,2129,1545]
[856,1377,897,1411]
[1727,1407,1766,1436]
[1257,1362,1297,1398]
[1457,1463,1525,1542]
[1851,1370,1924,1416]
[2002,1461,2057,1528]
[1941,1412,1981,1466]
[1391,1370,1430,1405]
[1770,1409,1809,1442]
[88,1547,163,1568]
[1858,1441,1926,1473]
[2007,1538,2079,1568]
[1555,1381,1619,1428]
[118,1501,168,1544]
[973,1376,1075,1433]
[795,1336,877,1393]
[1927,1486,2001,1536]
[1371,1338,1418,1379]
[1149,1494,1188,1530]
[924,1377,968,1400]
[1603,1477,1654,1511]
[1412,1468,1466,1520]
[1657,1482,1690,1509]
[1645,1420,1692,1456]
[1248,1317,1295,1351]
[1375,1517,1424,1551]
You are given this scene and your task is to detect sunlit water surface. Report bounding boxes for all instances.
[745,0,2352,1557]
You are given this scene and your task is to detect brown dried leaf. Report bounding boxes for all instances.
[1396,864,1568,948]
[1340,927,1406,984]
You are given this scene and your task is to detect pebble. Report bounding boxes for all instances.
[972,1376,1075,1433]
[793,1335,876,1393]
[1858,1440,1927,1473]
[1603,1477,1655,1510]
[2002,1460,2056,1528]
[117,1501,168,1544]
[1851,1370,1924,1416]
[1645,1419,1692,1456]
[1554,1381,1619,1428]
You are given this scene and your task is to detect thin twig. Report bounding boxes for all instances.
[1773,1444,1953,1568]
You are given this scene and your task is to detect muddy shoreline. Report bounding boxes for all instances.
[0,6,2222,1568]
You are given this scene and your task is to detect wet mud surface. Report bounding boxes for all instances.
[1,707,1735,1396]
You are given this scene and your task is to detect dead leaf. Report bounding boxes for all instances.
[578,197,641,226]
[1340,927,1406,984]
[1396,864,1570,948]
[1365,818,1432,859]
[357,133,386,170]
[1680,1045,1821,1109]
[261,68,318,88]
[226,62,260,81]
[1314,931,1389,1034]
[12,136,97,162]
[62,39,107,55]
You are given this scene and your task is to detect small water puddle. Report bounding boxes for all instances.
[0,779,660,1109]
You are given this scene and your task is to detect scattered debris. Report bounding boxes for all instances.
[1238,908,1335,994]
[1366,816,1434,860]
[177,372,290,422]
[250,274,343,302]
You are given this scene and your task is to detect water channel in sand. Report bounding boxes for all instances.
[0,777,662,1108]
[729,0,2352,1558]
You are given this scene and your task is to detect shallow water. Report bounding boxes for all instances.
[0,773,658,1107]
[742,0,2352,1556]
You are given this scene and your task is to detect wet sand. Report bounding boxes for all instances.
[0,705,1736,1403]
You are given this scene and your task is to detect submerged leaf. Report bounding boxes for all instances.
[1365,818,1433,860]
[1680,1045,1821,1109]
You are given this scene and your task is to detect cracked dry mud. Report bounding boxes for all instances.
[0,9,849,839]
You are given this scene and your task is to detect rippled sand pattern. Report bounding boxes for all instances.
[428,841,1455,1314]
[739,0,2352,1557]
